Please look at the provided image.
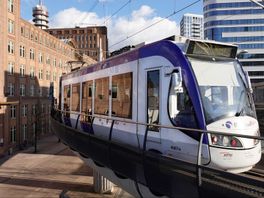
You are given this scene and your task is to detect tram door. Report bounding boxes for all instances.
[144,69,162,150]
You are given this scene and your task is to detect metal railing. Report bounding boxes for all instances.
[52,108,264,141]
[51,108,264,187]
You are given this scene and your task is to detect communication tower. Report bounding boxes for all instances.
[32,0,49,29]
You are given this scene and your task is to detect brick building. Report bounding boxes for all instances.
[47,26,108,61]
[0,0,78,155]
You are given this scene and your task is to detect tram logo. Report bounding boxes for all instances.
[225,121,232,129]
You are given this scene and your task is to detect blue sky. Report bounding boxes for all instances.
[21,0,203,50]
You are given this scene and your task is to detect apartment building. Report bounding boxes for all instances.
[180,13,204,39]
[0,0,78,155]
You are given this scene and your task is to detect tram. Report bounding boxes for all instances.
[51,36,261,197]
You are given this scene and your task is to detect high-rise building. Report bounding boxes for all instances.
[32,0,49,29]
[180,13,204,39]
[0,0,78,156]
[47,26,108,61]
[203,0,264,86]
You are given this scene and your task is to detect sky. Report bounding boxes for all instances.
[21,0,203,51]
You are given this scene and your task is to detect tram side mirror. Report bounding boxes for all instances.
[171,68,183,93]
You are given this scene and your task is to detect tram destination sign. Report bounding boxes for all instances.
[186,40,238,59]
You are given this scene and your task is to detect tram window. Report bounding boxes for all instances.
[88,84,93,97]
[82,81,92,114]
[169,82,198,129]
[71,83,80,112]
[63,85,70,112]
[112,72,132,118]
[95,77,109,115]
[147,70,160,132]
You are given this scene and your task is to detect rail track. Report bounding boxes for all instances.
[201,168,264,198]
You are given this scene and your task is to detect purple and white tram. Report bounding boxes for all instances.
[52,37,261,197]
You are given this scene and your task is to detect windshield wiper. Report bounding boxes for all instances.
[235,90,246,117]
[235,108,244,117]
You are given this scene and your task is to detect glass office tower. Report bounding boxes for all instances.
[203,0,264,87]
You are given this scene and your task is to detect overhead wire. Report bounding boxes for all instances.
[101,0,133,25]
[74,0,99,26]
[88,0,100,12]
[109,0,201,49]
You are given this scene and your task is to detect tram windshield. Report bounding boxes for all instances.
[189,58,256,124]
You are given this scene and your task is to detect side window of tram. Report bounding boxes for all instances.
[71,83,80,112]
[82,81,93,114]
[63,85,70,112]
[112,72,132,118]
[94,77,109,115]
[147,70,160,132]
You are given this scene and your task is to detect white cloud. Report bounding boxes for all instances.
[50,7,104,27]
[131,5,155,19]
[50,5,180,51]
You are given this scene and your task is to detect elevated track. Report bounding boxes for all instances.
[51,110,264,198]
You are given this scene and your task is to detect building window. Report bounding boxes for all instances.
[53,58,56,67]
[21,105,27,117]
[29,48,34,60]
[46,71,50,80]
[112,72,132,118]
[33,123,36,134]
[21,27,25,36]
[20,45,25,57]
[30,85,35,96]
[10,126,16,143]
[58,59,62,68]
[53,72,57,82]
[22,124,27,141]
[47,87,50,97]
[8,62,14,75]
[46,55,50,65]
[8,40,14,54]
[41,104,45,114]
[32,105,36,115]
[30,67,35,78]
[39,87,42,96]
[10,105,16,118]
[8,83,15,96]
[71,83,80,112]
[8,19,14,34]
[39,52,43,63]
[8,0,14,13]
[20,84,25,96]
[20,65,25,77]
[95,77,109,115]
[39,69,43,80]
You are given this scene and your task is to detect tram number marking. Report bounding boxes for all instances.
[220,152,233,160]
[171,145,181,151]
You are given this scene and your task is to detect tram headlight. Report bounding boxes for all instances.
[254,130,260,145]
[211,134,243,148]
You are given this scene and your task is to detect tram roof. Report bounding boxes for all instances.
[61,36,238,81]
